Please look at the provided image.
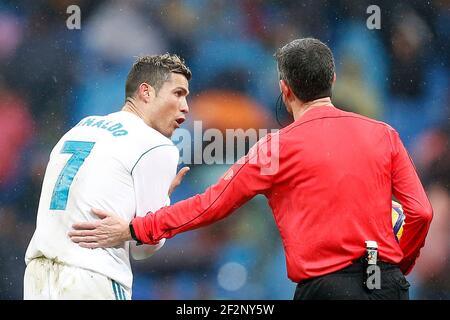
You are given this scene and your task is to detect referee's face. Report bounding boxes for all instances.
[150,73,190,138]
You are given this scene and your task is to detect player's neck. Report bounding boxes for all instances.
[122,99,150,125]
[292,97,333,120]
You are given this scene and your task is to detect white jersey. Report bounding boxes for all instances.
[25,111,179,290]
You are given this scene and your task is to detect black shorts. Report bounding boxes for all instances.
[294,260,410,300]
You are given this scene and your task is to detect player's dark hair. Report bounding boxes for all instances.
[125,54,192,99]
[275,38,335,102]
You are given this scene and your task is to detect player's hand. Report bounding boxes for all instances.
[168,166,190,197]
[69,208,131,249]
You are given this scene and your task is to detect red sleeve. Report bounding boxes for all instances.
[389,128,433,274]
[132,134,278,245]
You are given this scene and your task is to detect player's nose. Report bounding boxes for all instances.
[180,99,189,114]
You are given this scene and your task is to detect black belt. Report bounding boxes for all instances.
[297,258,399,286]
[346,257,398,273]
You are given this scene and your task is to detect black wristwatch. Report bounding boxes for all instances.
[129,222,142,245]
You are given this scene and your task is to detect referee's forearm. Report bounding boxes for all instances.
[132,169,259,244]
[132,189,241,244]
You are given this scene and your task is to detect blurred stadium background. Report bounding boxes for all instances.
[0,0,449,299]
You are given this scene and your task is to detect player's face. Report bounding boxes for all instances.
[151,73,190,138]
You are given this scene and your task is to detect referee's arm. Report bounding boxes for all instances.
[390,129,433,275]
[132,135,276,245]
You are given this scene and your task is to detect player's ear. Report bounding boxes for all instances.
[137,83,156,103]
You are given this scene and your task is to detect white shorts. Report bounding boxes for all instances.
[24,257,130,300]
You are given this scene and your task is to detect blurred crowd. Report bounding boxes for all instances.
[0,0,449,299]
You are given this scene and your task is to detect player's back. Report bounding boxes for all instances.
[25,111,176,288]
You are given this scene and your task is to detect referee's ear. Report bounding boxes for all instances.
[279,80,294,115]
[279,79,291,99]
[280,80,291,98]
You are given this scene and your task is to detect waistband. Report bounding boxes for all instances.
[297,258,399,286]
[342,258,398,273]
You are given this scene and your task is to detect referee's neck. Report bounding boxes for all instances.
[293,97,333,120]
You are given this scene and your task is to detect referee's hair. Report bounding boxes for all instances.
[125,54,192,99]
[275,38,335,102]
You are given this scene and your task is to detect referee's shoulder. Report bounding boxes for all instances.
[339,108,398,133]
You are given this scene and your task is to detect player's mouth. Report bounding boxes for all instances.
[174,117,185,128]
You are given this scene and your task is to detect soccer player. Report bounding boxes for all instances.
[24,54,191,299]
[70,39,433,299]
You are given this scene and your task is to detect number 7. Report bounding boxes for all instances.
[50,140,95,210]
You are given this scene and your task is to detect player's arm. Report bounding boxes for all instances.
[132,134,278,245]
[389,128,433,274]
[129,239,166,260]
[129,145,180,260]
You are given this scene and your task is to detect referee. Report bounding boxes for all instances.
[70,38,433,300]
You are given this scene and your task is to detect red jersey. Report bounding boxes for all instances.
[132,105,433,282]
